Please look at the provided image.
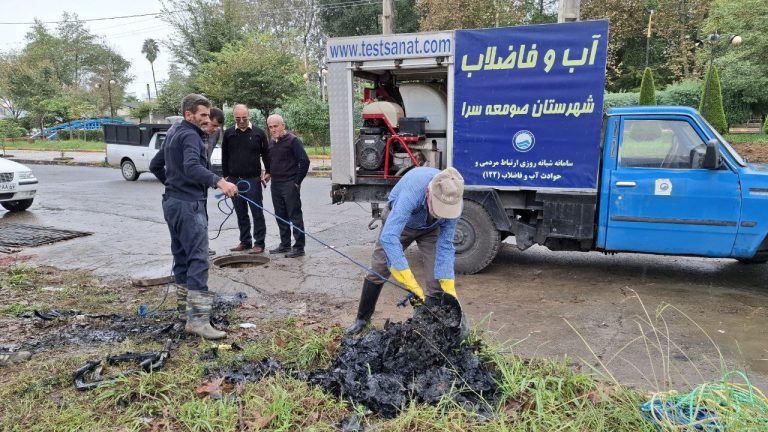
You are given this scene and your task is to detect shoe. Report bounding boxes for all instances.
[248,246,265,254]
[0,351,32,366]
[174,284,188,318]
[185,290,226,340]
[345,279,383,335]
[269,245,291,254]
[230,243,252,252]
[285,248,305,258]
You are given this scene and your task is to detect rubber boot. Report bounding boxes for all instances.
[346,279,383,335]
[185,290,226,340]
[174,284,188,318]
[0,351,31,367]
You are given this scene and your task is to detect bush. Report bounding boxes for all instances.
[58,129,104,141]
[657,80,701,108]
[639,68,656,105]
[281,90,330,149]
[603,92,638,111]
[699,65,728,133]
[0,118,26,139]
[764,115,768,134]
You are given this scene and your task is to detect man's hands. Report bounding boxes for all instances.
[439,279,457,298]
[389,267,425,302]
[216,178,238,197]
[261,173,271,188]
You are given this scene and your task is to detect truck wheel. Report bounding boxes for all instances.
[453,200,501,274]
[1,198,34,212]
[121,160,140,181]
[736,256,768,264]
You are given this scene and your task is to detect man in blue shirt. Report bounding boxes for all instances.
[347,166,465,334]
[158,94,237,340]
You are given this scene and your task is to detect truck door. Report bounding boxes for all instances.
[137,133,166,172]
[604,116,740,256]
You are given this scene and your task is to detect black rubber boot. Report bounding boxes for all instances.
[346,279,383,335]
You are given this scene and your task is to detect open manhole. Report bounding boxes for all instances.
[212,254,270,269]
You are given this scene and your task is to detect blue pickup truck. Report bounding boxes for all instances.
[326,21,767,273]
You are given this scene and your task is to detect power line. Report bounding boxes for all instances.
[0,12,162,26]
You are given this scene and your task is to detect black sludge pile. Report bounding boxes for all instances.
[308,303,499,418]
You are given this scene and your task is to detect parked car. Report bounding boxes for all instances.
[0,157,38,212]
[210,144,223,176]
[104,123,169,181]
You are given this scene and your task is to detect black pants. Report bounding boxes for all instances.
[270,180,305,250]
[162,196,209,291]
[231,176,266,248]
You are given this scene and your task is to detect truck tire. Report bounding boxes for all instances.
[1,198,34,212]
[121,160,140,181]
[453,200,501,274]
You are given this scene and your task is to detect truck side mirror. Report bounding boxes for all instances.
[702,139,721,170]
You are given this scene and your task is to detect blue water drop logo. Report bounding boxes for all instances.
[513,130,535,153]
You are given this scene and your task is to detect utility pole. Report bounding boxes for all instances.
[382,0,394,34]
[645,9,655,68]
[558,0,580,23]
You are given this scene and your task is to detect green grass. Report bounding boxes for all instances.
[2,139,106,151]
[723,133,768,144]
[6,265,752,431]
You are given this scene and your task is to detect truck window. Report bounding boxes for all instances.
[156,133,166,150]
[619,119,706,169]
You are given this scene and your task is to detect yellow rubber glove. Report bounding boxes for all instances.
[439,279,457,298]
[389,267,425,302]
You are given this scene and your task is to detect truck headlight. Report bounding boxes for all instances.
[18,171,36,180]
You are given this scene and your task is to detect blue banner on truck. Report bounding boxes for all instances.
[453,20,609,190]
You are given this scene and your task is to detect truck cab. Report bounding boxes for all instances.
[104,124,169,181]
[599,106,768,263]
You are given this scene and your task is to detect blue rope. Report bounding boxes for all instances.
[216,180,416,304]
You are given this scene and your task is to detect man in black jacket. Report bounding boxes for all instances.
[155,94,237,340]
[266,114,310,258]
[222,104,271,253]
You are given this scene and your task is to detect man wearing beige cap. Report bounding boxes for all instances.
[347,166,465,335]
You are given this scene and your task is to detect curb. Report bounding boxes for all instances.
[10,158,333,178]
[3,148,106,153]
[9,158,106,168]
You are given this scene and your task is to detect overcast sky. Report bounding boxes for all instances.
[1,0,174,100]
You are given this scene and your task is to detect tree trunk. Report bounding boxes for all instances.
[151,62,159,99]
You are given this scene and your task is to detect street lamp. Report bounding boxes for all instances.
[645,9,655,68]
[95,79,117,118]
[700,32,742,115]
[303,68,328,101]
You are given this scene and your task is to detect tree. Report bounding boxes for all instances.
[142,39,160,99]
[763,114,768,134]
[160,0,252,68]
[639,67,657,105]
[196,35,303,121]
[156,66,194,115]
[319,0,420,36]
[699,65,727,133]
[281,86,330,153]
[130,101,158,123]
[419,0,556,31]
[701,0,768,114]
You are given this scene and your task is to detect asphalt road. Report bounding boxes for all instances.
[3,164,768,391]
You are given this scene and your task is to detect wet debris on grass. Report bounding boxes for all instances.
[12,293,247,354]
[307,303,499,418]
[201,302,499,419]
[74,341,172,391]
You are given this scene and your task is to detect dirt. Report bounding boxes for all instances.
[731,142,768,163]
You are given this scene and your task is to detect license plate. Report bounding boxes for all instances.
[0,182,16,191]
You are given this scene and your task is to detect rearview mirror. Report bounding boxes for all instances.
[702,139,721,169]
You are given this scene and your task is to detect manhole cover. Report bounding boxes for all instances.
[212,254,270,269]
[0,223,92,254]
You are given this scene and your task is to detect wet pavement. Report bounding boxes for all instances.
[2,164,768,391]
